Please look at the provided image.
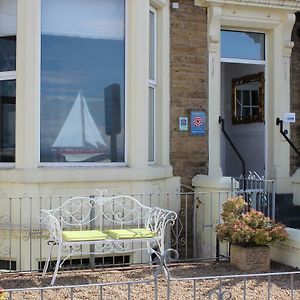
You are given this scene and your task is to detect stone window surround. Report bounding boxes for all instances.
[0,0,172,183]
[195,0,297,192]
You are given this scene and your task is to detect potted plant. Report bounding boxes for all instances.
[216,196,288,272]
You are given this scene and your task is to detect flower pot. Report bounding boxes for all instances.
[230,244,270,272]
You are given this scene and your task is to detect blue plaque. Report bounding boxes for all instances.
[190,111,206,136]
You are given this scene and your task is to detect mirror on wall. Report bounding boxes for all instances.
[232,72,264,124]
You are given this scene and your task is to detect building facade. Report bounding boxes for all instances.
[2,0,300,269]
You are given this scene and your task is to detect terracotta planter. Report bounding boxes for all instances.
[230,244,270,272]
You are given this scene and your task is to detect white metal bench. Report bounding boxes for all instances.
[41,190,177,285]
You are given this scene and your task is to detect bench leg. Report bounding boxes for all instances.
[51,245,62,286]
[42,243,54,276]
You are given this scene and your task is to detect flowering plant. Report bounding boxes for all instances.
[216,196,288,247]
[0,288,7,300]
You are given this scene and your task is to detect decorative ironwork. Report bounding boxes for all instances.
[208,289,232,300]
[40,190,178,285]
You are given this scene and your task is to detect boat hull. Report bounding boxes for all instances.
[61,151,103,162]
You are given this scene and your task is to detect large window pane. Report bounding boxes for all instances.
[0,0,16,72]
[0,80,16,162]
[148,87,155,162]
[0,0,16,163]
[221,30,265,61]
[149,10,155,81]
[40,0,125,163]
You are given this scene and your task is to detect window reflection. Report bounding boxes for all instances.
[0,0,16,163]
[40,0,125,163]
[232,73,264,124]
[221,30,265,61]
[0,80,16,162]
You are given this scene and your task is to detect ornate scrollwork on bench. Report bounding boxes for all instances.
[41,190,178,285]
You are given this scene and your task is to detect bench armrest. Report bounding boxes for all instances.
[41,210,63,243]
[145,207,177,237]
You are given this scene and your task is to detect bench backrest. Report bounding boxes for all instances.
[42,194,152,230]
[41,191,177,242]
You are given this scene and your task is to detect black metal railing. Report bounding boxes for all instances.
[276,117,300,157]
[219,116,246,177]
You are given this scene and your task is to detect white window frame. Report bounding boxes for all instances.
[148,6,157,164]
[38,0,128,167]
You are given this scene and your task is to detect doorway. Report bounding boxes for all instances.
[220,30,266,178]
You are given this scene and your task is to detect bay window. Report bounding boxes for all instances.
[40,0,125,163]
[0,0,16,163]
[148,7,156,163]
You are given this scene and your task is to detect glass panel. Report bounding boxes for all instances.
[0,80,15,162]
[40,0,125,163]
[148,87,155,162]
[0,0,16,72]
[243,90,250,106]
[252,90,259,106]
[149,10,155,81]
[232,73,264,124]
[221,30,265,60]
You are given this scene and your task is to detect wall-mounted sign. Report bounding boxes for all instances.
[179,117,188,131]
[283,112,296,123]
[190,111,206,136]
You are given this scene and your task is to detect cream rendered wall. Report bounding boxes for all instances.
[0,0,179,199]
[0,0,180,270]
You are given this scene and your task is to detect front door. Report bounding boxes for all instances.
[220,30,266,178]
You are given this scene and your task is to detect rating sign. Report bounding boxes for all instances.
[193,116,203,127]
[190,111,206,136]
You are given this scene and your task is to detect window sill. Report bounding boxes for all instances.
[0,165,173,183]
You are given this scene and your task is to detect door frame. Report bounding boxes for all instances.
[203,2,295,190]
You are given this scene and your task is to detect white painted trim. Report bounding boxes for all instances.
[149,6,157,85]
[195,0,300,11]
[124,0,128,166]
[39,162,127,168]
[220,58,266,65]
[150,0,168,9]
[0,163,15,169]
[148,5,157,164]
[0,71,16,81]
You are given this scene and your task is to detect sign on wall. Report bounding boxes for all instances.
[179,117,188,131]
[190,111,206,136]
[283,112,296,123]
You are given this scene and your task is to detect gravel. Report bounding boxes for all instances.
[1,261,300,299]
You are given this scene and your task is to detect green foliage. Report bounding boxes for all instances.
[216,196,288,247]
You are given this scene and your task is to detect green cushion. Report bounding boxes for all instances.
[129,228,156,238]
[107,228,156,239]
[62,230,107,242]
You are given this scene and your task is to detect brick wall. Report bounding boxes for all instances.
[170,1,209,186]
[290,14,300,174]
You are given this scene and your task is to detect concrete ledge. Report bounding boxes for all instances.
[192,174,233,190]
[290,168,300,205]
[271,227,300,269]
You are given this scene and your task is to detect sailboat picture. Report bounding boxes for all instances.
[52,92,107,162]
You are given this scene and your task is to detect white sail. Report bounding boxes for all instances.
[52,92,106,148]
[52,93,83,148]
[82,96,106,147]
